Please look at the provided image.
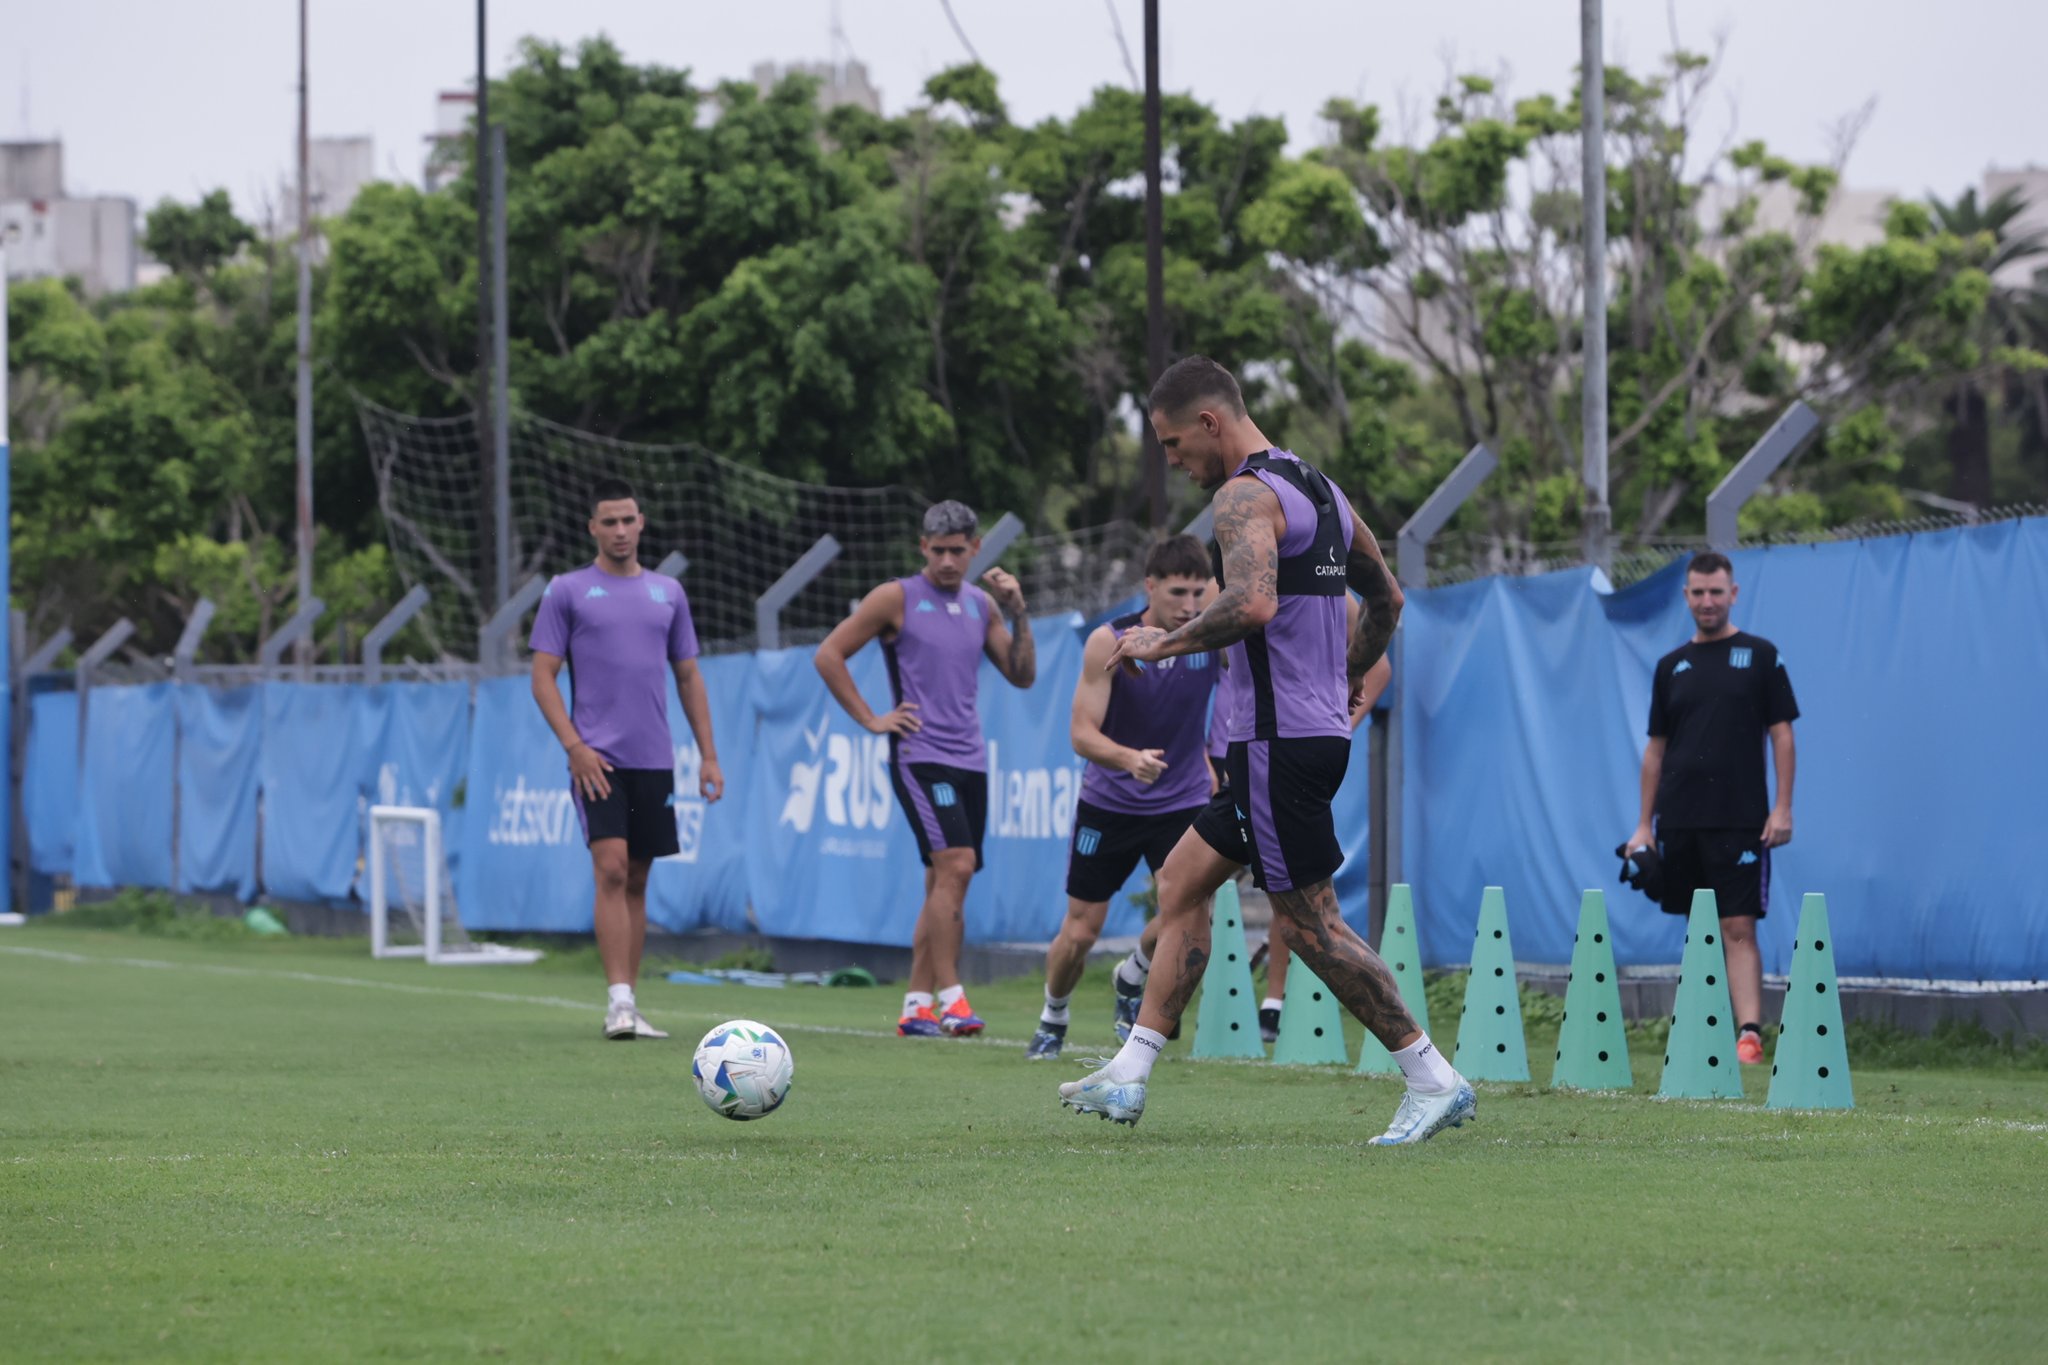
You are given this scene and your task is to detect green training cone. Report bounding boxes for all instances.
[1453,886,1530,1081]
[1549,889,1633,1090]
[1657,888,1743,1100]
[1273,959,1351,1065]
[1767,893,1854,1110]
[1191,880,1264,1059]
[1358,883,1431,1076]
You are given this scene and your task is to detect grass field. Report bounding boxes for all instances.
[5,924,2046,1363]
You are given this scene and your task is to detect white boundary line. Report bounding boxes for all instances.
[4,944,2044,1135]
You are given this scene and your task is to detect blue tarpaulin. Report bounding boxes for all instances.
[175,685,262,900]
[73,683,175,890]
[260,684,366,903]
[24,690,79,876]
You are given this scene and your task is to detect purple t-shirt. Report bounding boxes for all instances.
[528,563,699,770]
[1079,612,1218,815]
[882,574,990,770]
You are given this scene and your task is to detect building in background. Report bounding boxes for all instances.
[1984,166,2048,290]
[423,90,474,193]
[751,60,881,115]
[0,139,136,296]
[280,135,375,235]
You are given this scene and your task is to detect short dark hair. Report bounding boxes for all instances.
[1687,551,1734,579]
[921,500,978,538]
[1148,355,1245,420]
[1143,533,1211,581]
[591,478,638,513]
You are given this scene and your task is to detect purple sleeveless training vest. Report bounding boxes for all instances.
[1078,611,1218,814]
[882,573,990,770]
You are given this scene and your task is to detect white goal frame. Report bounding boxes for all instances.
[367,805,542,966]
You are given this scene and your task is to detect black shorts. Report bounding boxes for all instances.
[1658,827,1771,920]
[1192,737,1350,893]
[574,767,681,862]
[1065,800,1204,903]
[889,760,987,870]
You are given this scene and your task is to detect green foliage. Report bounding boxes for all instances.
[143,190,255,279]
[39,889,258,940]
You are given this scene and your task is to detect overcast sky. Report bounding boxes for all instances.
[9,0,2044,217]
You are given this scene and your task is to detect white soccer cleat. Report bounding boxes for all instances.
[604,1001,637,1041]
[1370,1081,1477,1146]
[1059,1063,1147,1126]
[631,1011,670,1040]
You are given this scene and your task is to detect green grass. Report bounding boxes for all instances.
[4,927,2046,1363]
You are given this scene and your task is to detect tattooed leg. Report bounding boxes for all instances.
[1134,830,1241,1037]
[1270,879,1421,1051]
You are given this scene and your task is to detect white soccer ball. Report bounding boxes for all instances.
[691,1020,795,1121]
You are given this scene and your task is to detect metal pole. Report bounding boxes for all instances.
[756,535,843,651]
[363,585,431,685]
[74,619,136,768]
[474,0,495,606]
[257,600,327,668]
[1580,0,1610,574]
[0,249,10,916]
[1141,0,1167,530]
[965,512,1025,580]
[1705,402,1822,548]
[476,575,544,675]
[295,0,315,668]
[1395,443,1499,591]
[172,600,217,683]
[490,122,512,611]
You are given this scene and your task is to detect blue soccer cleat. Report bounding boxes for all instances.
[1113,977,1143,1043]
[1059,1063,1147,1126]
[1025,1022,1067,1060]
[1369,1081,1477,1146]
[897,1006,944,1038]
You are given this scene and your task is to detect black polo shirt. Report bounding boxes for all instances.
[1647,631,1799,830]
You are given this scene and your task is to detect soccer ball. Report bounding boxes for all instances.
[691,1020,794,1121]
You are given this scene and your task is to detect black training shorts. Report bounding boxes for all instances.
[1192,737,1350,893]
[1065,799,1204,904]
[889,760,988,870]
[1657,827,1771,920]
[575,767,681,862]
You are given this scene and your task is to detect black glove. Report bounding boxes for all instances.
[1615,841,1664,903]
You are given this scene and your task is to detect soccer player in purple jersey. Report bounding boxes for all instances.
[1027,535,1217,1061]
[529,479,724,1041]
[1059,357,1474,1143]
[815,501,1037,1038]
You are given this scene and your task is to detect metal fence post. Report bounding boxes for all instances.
[362,586,431,686]
[74,619,137,769]
[653,552,689,580]
[1381,443,1497,904]
[1181,505,1214,543]
[257,600,327,672]
[477,577,546,676]
[1706,402,1822,549]
[966,513,1025,580]
[756,535,842,652]
[172,599,217,683]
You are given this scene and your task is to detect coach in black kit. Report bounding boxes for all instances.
[1624,551,1799,1068]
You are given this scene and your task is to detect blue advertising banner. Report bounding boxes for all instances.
[646,653,757,936]
[356,681,472,907]
[175,685,261,900]
[24,690,79,877]
[455,675,593,932]
[259,684,367,903]
[73,684,175,890]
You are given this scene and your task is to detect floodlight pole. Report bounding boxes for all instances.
[1140,0,1167,529]
[490,122,512,611]
[1580,0,1611,574]
[294,0,316,669]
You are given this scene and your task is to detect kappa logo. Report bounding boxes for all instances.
[1737,849,1760,866]
[1730,647,1753,669]
[1673,660,1693,674]
[585,585,609,599]
[915,599,939,613]
[1075,826,1103,856]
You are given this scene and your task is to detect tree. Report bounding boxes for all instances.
[143,190,254,280]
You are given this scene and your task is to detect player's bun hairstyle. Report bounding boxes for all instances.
[1687,551,1734,579]
[921,500,979,539]
[1148,354,1246,419]
[1144,533,1212,582]
[590,477,638,513]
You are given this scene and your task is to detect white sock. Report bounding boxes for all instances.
[1261,996,1284,1013]
[903,990,934,1015]
[1041,989,1071,1026]
[937,984,966,1008]
[1104,1025,1168,1084]
[1115,951,1149,989]
[608,983,635,1009]
[1391,1034,1458,1094]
